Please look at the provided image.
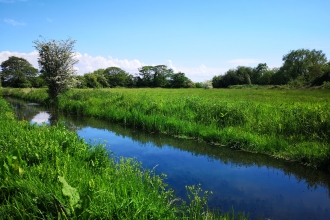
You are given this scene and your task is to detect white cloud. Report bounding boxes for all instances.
[0,51,39,67]
[0,51,222,82]
[4,19,25,26]
[227,58,260,67]
[167,60,177,72]
[74,52,146,74]
[31,112,50,124]
[167,61,227,82]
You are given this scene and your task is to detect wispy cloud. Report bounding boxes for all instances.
[4,19,26,26]
[46,18,53,23]
[0,0,27,3]
[227,58,261,67]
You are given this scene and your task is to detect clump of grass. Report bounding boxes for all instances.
[0,97,248,219]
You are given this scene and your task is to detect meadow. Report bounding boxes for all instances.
[2,87,330,172]
[0,96,254,219]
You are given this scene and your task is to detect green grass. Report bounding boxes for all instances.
[0,96,249,219]
[2,87,330,172]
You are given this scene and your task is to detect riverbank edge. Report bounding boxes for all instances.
[0,96,251,219]
[1,87,329,173]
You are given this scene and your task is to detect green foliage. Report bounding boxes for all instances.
[83,73,103,88]
[258,68,277,85]
[0,97,246,219]
[213,66,253,88]
[281,49,327,83]
[137,65,193,88]
[8,87,330,171]
[0,56,38,88]
[58,176,80,210]
[29,75,46,88]
[321,81,330,89]
[169,72,192,88]
[212,49,329,88]
[312,65,330,86]
[103,67,133,88]
[194,82,204,88]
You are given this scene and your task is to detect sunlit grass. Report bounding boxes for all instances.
[2,87,330,171]
[0,97,252,219]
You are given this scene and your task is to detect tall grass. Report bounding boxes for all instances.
[0,97,249,219]
[2,87,330,171]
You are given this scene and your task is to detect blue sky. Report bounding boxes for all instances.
[1,0,329,82]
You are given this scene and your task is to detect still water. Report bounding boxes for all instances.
[7,97,330,220]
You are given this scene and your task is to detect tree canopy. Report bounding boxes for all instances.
[103,67,133,87]
[212,49,329,88]
[280,49,327,85]
[0,56,38,88]
[34,37,78,100]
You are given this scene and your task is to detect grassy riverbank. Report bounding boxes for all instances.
[2,87,330,172]
[0,97,249,219]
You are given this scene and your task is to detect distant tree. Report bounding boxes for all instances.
[270,68,291,85]
[137,66,154,87]
[75,75,87,88]
[312,62,330,86]
[258,68,278,85]
[252,63,268,84]
[212,75,224,88]
[84,73,102,88]
[235,66,252,85]
[281,49,327,84]
[92,68,105,75]
[83,69,109,88]
[169,72,191,88]
[136,65,173,87]
[30,75,46,88]
[152,65,171,87]
[103,67,132,87]
[220,69,237,87]
[202,80,213,89]
[194,82,203,88]
[0,56,38,87]
[33,37,78,100]
[223,69,241,87]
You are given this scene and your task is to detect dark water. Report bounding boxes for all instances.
[6,97,330,220]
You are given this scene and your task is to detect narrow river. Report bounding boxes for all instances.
[6,97,330,220]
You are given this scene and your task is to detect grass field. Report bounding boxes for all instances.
[0,96,253,219]
[2,87,330,172]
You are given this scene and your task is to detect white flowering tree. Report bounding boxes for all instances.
[33,37,78,100]
[202,80,213,89]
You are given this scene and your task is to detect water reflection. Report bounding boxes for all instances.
[31,112,50,124]
[6,97,330,220]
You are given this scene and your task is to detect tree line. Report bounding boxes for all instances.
[75,65,195,89]
[1,38,330,92]
[212,49,330,88]
[0,58,198,89]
